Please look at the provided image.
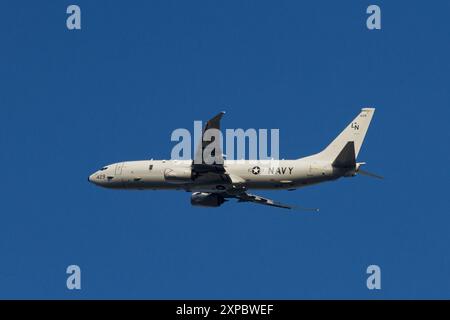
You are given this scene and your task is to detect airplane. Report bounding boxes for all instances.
[88,108,381,210]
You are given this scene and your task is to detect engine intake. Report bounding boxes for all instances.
[191,192,226,207]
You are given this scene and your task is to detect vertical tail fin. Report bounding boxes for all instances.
[313,108,375,161]
[332,141,356,168]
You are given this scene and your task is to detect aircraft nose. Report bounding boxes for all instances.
[88,173,95,184]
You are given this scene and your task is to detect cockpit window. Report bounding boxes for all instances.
[100,166,108,171]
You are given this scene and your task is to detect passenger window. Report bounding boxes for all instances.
[149,165,153,171]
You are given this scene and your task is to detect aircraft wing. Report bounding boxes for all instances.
[232,192,294,209]
[224,190,319,211]
[193,111,225,167]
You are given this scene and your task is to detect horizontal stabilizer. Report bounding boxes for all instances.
[358,169,384,179]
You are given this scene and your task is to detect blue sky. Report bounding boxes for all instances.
[0,1,449,299]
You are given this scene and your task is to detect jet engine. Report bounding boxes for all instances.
[164,168,193,184]
[191,192,226,207]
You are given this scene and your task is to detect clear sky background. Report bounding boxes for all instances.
[1,1,449,299]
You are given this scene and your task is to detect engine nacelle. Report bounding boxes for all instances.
[164,168,193,184]
[191,192,226,207]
